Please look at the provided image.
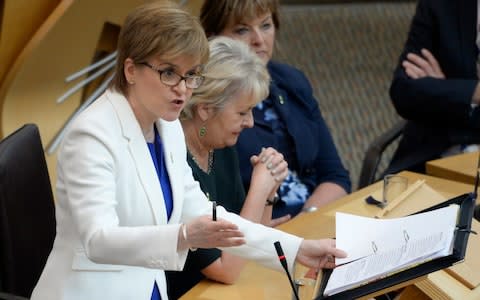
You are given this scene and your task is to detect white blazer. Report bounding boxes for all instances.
[31,90,301,300]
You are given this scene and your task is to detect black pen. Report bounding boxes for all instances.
[212,201,217,221]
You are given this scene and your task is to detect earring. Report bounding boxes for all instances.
[199,126,207,137]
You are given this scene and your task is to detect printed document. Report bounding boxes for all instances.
[324,205,459,296]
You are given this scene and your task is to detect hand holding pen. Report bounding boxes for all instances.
[180,205,244,249]
[212,201,217,221]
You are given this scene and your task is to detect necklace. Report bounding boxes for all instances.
[189,149,214,174]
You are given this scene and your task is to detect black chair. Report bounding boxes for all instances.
[0,124,56,300]
[357,120,407,189]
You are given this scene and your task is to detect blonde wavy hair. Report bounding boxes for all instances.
[181,36,270,120]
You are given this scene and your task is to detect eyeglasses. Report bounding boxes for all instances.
[138,62,204,89]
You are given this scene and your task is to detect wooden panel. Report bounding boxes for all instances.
[397,285,431,300]
[426,151,479,185]
[0,0,60,83]
[0,0,4,41]
[445,220,480,289]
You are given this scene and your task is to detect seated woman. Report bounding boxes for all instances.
[166,36,289,299]
[200,0,351,219]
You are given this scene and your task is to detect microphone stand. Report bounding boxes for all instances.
[274,241,300,300]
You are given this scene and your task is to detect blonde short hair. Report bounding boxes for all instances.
[181,36,270,120]
[200,0,280,37]
[112,1,209,95]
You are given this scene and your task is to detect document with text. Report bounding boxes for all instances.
[324,205,459,296]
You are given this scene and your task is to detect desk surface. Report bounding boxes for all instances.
[426,152,479,185]
[181,171,479,300]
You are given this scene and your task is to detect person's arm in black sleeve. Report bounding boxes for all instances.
[389,0,479,127]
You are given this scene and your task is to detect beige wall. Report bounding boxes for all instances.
[0,0,60,85]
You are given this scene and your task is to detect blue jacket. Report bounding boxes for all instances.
[235,61,351,216]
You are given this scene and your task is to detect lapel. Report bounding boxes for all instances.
[255,78,290,124]
[269,77,318,167]
[268,69,303,119]
[107,90,167,225]
[456,0,478,76]
[155,119,183,223]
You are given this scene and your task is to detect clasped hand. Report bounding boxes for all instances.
[250,146,288,184]
[250,147,291,226]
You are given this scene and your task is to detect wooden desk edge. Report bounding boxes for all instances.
[182,172,477,300]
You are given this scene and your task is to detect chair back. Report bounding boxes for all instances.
[0,124,55,298]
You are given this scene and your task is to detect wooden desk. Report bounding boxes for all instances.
[426,151,479,185]
[181,171,480,300]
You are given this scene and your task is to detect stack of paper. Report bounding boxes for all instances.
[324,205,459,296]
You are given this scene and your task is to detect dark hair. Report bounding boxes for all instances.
[200,0,279,37]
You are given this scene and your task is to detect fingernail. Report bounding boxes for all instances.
[267,162,273,169]
[271,169,276,175]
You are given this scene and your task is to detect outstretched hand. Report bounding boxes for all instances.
[402,48,445,79]
[183,215,245,249]
[296,239,347,269]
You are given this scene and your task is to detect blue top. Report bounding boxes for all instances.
[147,126,173,220]
[255,93,309,212]
[235,61,351,218]
[148,126,172,300]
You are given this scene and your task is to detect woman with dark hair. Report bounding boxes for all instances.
[201,0,351,220]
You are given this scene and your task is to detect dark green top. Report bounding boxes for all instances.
[166,146,246,299]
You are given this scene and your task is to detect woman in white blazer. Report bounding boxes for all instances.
[31,2,346,299]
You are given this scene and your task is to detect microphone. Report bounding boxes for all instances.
[274,241,300,300]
